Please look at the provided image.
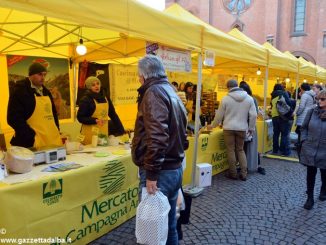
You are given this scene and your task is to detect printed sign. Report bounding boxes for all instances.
[203,50,215,67]
[110,65,139,105]
[146,42,192,72]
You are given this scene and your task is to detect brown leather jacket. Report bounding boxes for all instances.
[131,77,188,181]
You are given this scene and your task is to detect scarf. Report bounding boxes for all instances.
[318,108,326,121]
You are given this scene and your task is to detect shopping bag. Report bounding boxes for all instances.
[135,189,171,245]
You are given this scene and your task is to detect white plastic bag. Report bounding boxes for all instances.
[136,189,171,245]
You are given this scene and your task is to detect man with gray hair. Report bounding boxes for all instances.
[132,54,188,244]
[208,79,257,181]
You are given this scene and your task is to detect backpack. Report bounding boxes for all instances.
[276,95,291,118]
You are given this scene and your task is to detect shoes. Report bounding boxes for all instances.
[257,167,266,175]
[303,197,314,210]
[225,172,238,180]
[239,175,247,181]
[319,188,326,201]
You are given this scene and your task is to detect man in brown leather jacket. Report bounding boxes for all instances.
[132,54,187,244]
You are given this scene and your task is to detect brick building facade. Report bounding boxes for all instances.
[166,0,326,68]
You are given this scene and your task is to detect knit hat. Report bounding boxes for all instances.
[28,62,47,76]
[85,76,101,89]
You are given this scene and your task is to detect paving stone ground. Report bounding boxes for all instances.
[90,158,326,245]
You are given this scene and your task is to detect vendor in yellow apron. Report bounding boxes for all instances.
[80,98,108,145]
[27,95,62,149]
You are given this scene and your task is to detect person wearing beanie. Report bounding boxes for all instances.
[7,62,62,148]
[77,76,124,145]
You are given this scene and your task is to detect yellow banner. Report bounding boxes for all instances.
[184,129,228,185]
[0,155,139,244]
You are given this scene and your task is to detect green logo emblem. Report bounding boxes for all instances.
[43,178,63,205]
[201,137,208,151]
[100,160,126,195]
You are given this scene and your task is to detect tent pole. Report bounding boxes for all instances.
[184,51,204,197]
[261,65,269,156]
[72,61,77,121]
[190,51,202,188]
[295,63,299,101]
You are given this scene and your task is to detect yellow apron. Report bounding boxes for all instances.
[27,95,62,149]
[81,98,109,145]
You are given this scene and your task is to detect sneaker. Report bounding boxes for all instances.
[257,167,266,175]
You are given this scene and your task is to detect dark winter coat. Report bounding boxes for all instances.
[77,90,125,136]
[7,78,59,148]
[300,107,326,169]
[131,77,188,181]
[271,90,292,118]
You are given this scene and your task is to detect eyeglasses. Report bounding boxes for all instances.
[318,98,326,101]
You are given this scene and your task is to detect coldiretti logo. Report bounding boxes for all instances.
[100,160,126,195]
[201,137,208,151]
[42,178,63,205]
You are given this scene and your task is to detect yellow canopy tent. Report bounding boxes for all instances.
[164,4,267,71]
[0,0,204,56]
[0,0,208,148]
[316,65,326,82]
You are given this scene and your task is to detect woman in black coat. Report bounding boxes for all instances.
[77,76,124,144]
[300,90,326,210]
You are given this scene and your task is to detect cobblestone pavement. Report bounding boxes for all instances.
[90,158,326,245]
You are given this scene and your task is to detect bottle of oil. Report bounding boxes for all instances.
[0,122,7,152]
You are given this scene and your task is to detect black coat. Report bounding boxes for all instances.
[7,78,59,147]
[77,90,125,136]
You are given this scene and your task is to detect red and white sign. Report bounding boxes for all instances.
[146,42,192,72]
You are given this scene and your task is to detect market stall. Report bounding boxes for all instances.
[0,147,138,244]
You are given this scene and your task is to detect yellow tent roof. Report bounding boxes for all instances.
[316,65,326,81]
[0,0,204,59]
[298,57,317,79]
[262,42,298,73]
[228,29,299,76]
[164,4,267,67]
[283,51,316,80]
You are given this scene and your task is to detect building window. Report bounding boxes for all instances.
[266,35,274,46]
[222,0,253,15]
[323,33,326,48]
[294,0,306,33]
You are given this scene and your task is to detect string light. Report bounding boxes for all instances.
[76,38,87,55]
[256,68,261,75]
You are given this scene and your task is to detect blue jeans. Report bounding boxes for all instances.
[272,117,291,155]
[139,167,183,245]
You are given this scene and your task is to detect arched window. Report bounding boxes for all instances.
[294,0,306,33]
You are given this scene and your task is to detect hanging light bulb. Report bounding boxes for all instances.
[303,79,307,83]
[285,77,290,83]
[314,80,318,84]
[76,38,87,55]
[256,68,261,75]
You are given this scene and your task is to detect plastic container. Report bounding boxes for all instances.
[5,147,35,173]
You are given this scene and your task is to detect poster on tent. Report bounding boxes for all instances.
[110,64,139,105]
[146,42,192,72]
[7,55,71,120]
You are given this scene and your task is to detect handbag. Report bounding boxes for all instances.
[135,190,170,245]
